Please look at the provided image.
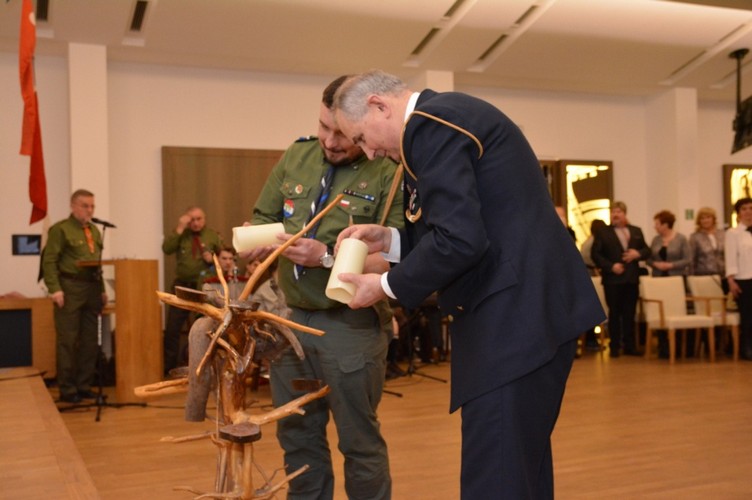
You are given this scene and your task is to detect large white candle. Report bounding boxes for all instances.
[325,238,369,304]
[232,223,285,252]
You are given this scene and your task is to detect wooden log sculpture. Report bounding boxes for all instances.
[135,195,344,499]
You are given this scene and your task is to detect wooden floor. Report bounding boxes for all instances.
[45,352,752,499]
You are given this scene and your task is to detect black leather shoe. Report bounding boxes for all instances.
[60,393,82,403]
[77,390,98,399]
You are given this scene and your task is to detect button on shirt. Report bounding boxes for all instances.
[725,224,752,280]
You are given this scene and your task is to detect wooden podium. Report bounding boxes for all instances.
[0,298,55,375]
[80,259,162,403]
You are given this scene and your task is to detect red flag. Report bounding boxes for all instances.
[29,93,47,224]
[19,0,47,224]
[19,0,36,155]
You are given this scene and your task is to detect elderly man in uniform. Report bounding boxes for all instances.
[43,189,107,403]
[246,76,403,500]
[332,70,604,499]
[161,206,222,374]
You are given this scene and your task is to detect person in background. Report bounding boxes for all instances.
[580,218,608,351]
[161,206,222,375]
[646,209,692,357]
[42,189,107,403]
[245,76,403,499]
[690,207,726,284]
[555,205,576,240]
[647,210,690,277]
[591,201,650,357]
[243,257,262,279]
[581,219,607,276]
[725,197,752,360]
[332,70,603,499]
[198,246,247,300]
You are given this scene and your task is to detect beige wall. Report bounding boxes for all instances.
[2,50,752,297]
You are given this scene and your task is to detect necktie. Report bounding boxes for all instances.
[83,225,95,253]
[192,234,203,258]
[295,164,335,280]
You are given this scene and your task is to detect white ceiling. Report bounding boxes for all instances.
[2,0,752,102]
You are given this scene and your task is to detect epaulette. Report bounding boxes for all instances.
[295,135,317,142]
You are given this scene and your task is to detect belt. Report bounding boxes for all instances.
[59,271,99,283]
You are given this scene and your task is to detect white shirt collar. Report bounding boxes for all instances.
[404,92,420,122]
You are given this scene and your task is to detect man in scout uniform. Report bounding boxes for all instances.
[42,189,107,403]
[247,76,403,500]
[161,206,223,374]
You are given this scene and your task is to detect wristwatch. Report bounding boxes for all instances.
[320,246,335,269]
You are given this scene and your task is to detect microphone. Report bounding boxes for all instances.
[91,217,117,228]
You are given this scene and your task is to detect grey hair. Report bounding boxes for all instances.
[333,70,408,120]
[71,189,94,202]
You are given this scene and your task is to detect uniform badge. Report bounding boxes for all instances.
[294,184,303,194]
[283,199,295,218]
[359,181,368,189]
[405,182,422,223]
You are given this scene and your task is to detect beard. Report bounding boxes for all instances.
[324,148,364,167]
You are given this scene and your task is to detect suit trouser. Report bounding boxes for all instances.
[54,278,101,398]
[163,280,196,373]
[736,278,752,357]
[603,282,639,352]
[460,339,577,499]
[270,306,391,500]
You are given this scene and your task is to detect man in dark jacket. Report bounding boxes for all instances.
[591,201,650,357]
[332,70,605,499]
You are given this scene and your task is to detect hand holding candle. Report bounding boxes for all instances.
[232,223,285,253]
[325,238,369,304]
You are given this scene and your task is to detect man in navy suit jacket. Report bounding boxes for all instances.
[332,70,604,499]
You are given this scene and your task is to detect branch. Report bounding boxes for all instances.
[156,291,224,321]
[237,310,324,336]
[234,385,330,426]
[134,377,189,398]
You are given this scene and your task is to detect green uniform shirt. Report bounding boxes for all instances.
[162,227,223,284]
[252,138,404,310]
[42,215,104,294]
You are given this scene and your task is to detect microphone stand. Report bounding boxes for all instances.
[402,305,447,384]
[59,222,147,420]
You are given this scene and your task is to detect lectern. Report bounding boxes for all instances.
[79,259,162,403]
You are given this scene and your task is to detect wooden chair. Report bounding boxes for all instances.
[639,276,715,363]
[686,275,740,361]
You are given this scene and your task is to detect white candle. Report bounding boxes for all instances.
[325,238,368,304]
[232,223,285,252]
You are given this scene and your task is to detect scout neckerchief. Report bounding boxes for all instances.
[83,224,95,253]
[294,163,335,280]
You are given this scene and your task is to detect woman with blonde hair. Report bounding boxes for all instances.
[689,207,725,279]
